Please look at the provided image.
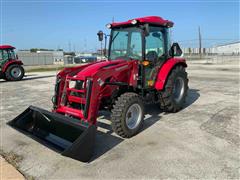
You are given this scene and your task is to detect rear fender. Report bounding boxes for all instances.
[154,58,187,90]
[2,60,23,72]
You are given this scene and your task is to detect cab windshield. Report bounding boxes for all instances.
[8,49,16,60]
[109,27,142,61]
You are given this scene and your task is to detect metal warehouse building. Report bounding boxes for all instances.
[212,41,240,55]
[182,42,240,55]
[17,50,64,66]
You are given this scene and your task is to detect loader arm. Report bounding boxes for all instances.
[53,61,106,109]
[54,60,136,125]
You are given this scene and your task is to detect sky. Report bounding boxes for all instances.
[1,0,239,51]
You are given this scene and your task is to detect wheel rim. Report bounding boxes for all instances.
[11,67,22,78]
[125,103,142,129]
[173,77,185,103]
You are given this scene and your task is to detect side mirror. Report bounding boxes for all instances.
[169,43,182,57]
[97,30,104,41]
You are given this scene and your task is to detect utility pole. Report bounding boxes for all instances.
[198,26,202,58]
[84,38,87,53]
[68,41,71,52]
[100,41,103,58]
[73,44,76,53]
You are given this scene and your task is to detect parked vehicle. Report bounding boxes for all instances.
[0,45,25,81]
[74,56,97,63]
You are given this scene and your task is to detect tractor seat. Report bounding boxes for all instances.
[146,51,158,64]
[145,51,158,87]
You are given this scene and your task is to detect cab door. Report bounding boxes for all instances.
[144,26,169,87]
[0,50,9,70]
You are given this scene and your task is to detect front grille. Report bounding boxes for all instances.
[59,76,92,119]
[69,80,85,98]
[66,77,86,111]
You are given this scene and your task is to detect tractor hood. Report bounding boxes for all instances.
[76,59,127,78]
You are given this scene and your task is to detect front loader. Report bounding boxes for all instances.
[9,16,188,162]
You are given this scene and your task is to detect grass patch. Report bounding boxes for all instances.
[25,64,87,73]
[26,67,65,73]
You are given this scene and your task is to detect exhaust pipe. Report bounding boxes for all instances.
[8,106,96,162]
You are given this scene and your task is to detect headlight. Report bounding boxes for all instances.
[106,23,112,29]
[131,19,138,25]
[97,78,104,86]
[69,80,76,88]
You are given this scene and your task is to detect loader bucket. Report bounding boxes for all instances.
[8,106,96,162]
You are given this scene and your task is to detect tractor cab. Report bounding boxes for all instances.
[0,45,16,68]
[0,45,24,81]
[98,16,182,88]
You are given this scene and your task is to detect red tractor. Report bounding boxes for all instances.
[0,45,25,81]
[10,16,188,162]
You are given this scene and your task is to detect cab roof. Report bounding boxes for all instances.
[0,45,15,50]
[111,16,174,28]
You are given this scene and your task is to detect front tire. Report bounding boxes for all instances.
[5,64,25,81]
[111,93,144,138]
[160,65,188,112]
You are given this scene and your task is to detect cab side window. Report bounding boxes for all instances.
[2,50,9,61]
[145,27,165,64]
[0,51,2,61]
[9,50,16,60]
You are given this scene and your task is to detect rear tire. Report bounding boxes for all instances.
[5,64,25,81]
[160,65,188,112]
[111,93,144,138]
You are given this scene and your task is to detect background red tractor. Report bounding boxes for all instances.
[10,16,188,162]
[0,45,25,81]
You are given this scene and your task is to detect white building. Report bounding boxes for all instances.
[212,41,240,55]
[182,41,240,55]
